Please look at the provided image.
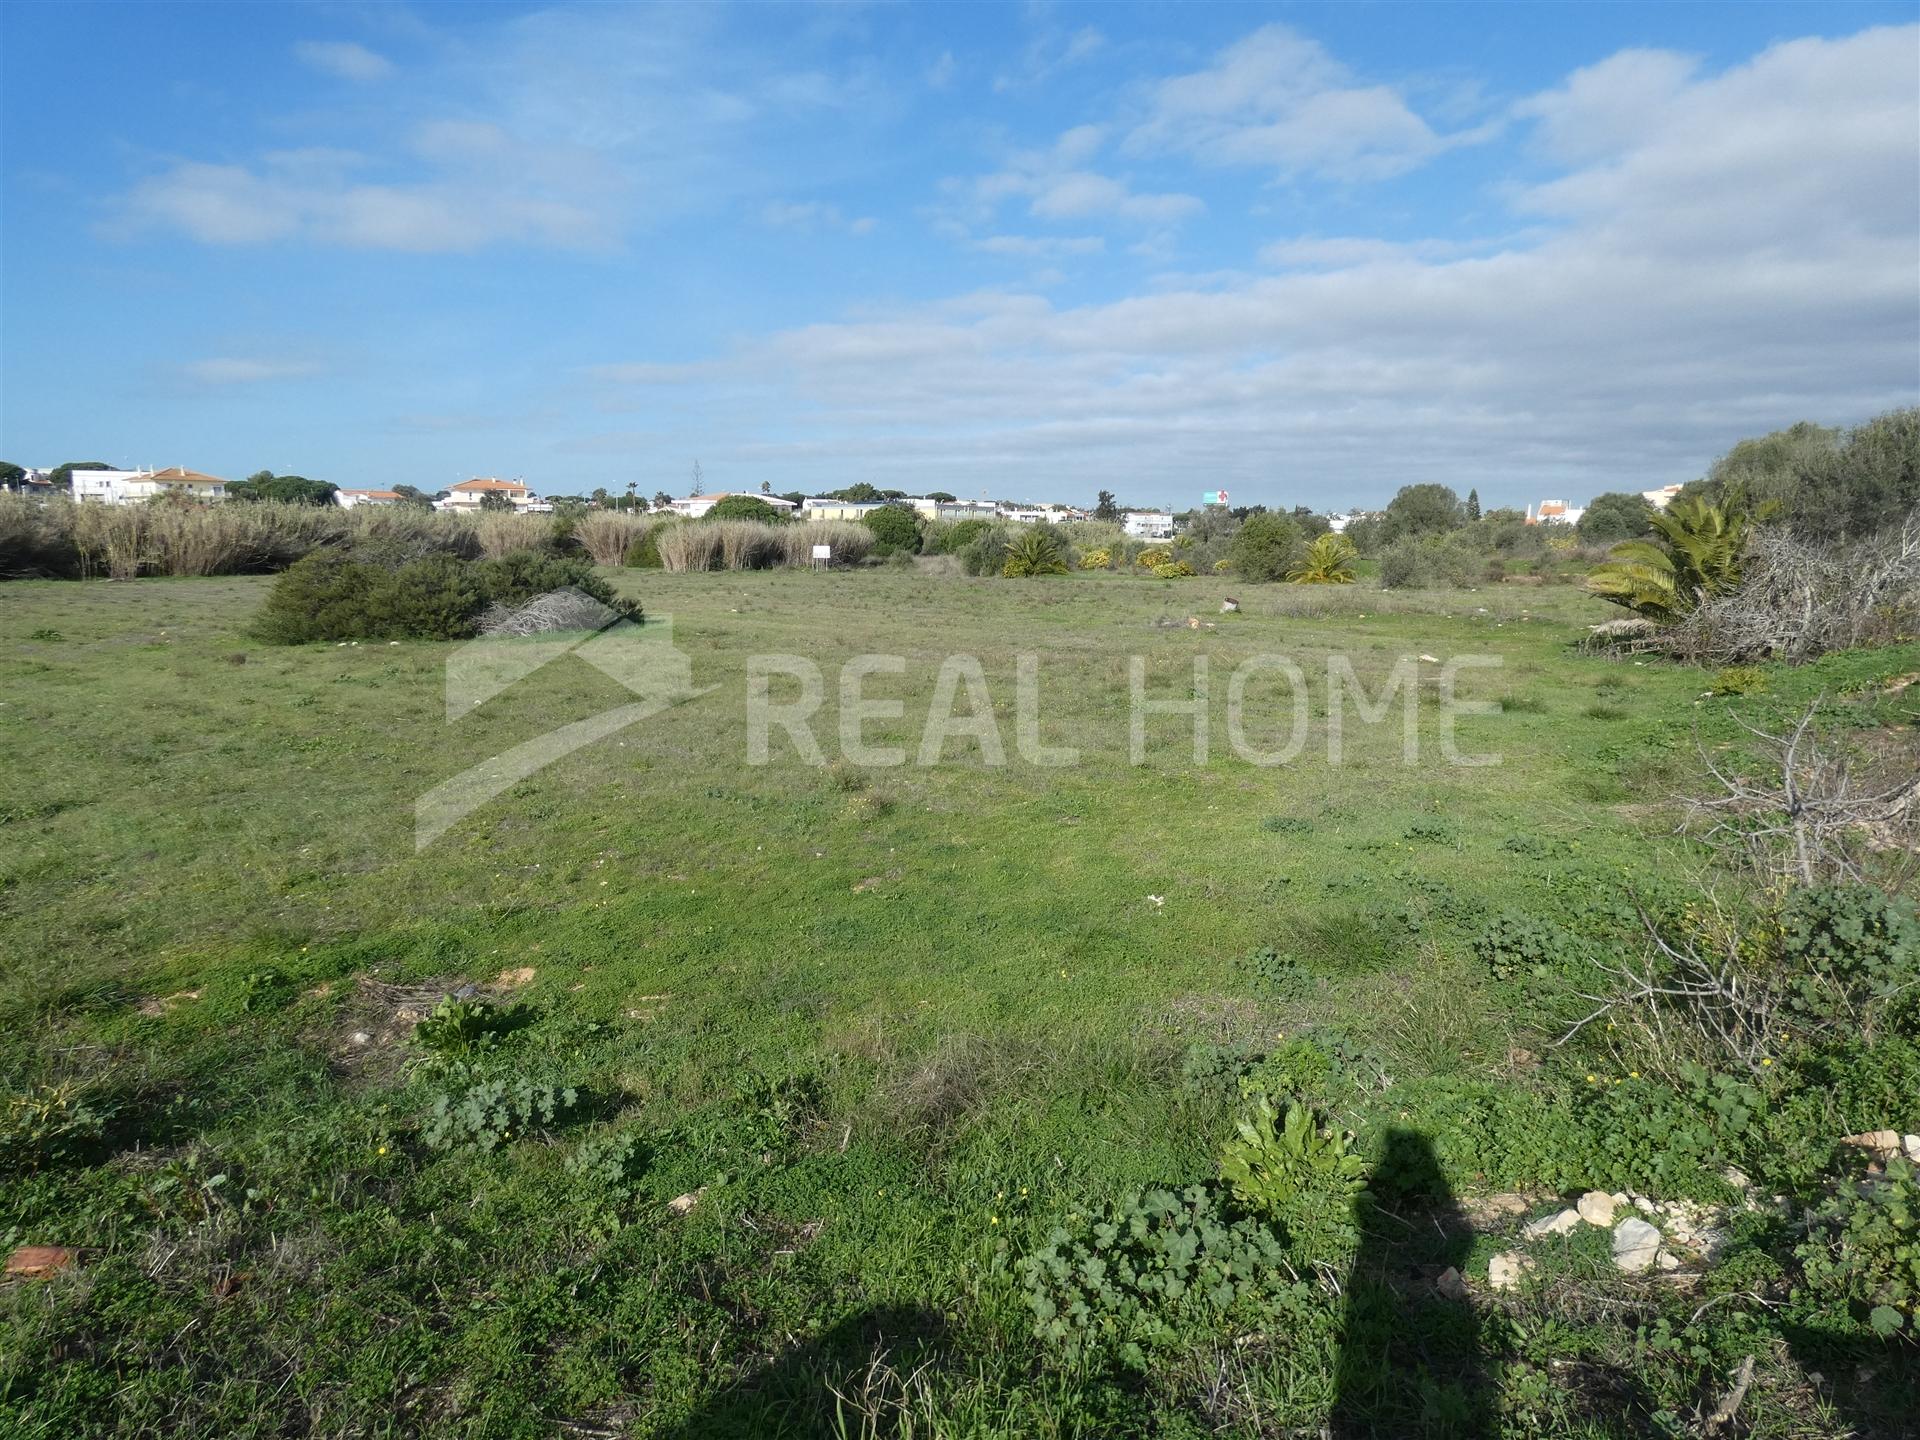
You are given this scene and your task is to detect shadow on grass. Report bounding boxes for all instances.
[663,1303,951,1439]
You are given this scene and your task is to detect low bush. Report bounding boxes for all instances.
[863,504,922,556]
[256,549,638,643]
[1473,911,1581,982]
[704,495,787,524]
[1777,885,1920,1036]
[3,1081,109,1175]
[1079,546,1113,571]
[1151,560,1196,578]
[1002,530,1068,577]
[1226,513,1302,582]
[1794,1155,1919,1338]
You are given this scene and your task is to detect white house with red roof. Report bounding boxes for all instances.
[434,478,550,513]
[335,488,403,509]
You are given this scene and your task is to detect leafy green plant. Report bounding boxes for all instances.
[1260,815,1313,835]
[421,1077,578,1151]
[1794,1155,1918,1338]
[1287,532,1358,584]
[1019,1184,1312,1367]
[1586,495,1756,622]
[1001,530,1068,577]
[1473,911,1579,982]
[1234,946,1307,998]
[1776,885,1920,1036]
[1217,1092,1367,1258]
[3,1081,108,1175]
[1712,665,1769,695]
[566,1130,649,1199]
[413,995,515,1058]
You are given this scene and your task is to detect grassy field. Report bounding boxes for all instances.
[2,568,1915,1437]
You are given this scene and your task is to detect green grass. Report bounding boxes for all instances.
[1,570,1915,1437]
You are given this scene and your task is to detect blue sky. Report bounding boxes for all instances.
[2,2,1916,510]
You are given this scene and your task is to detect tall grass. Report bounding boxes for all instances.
[572,512,654,567]
[655,519,874,572]
[0,494,82,579]
[471,512,555,560]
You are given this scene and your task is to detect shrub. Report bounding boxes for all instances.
[704,495,786,524]
[413,996,515,1058]
[1079,546,1113,571]
[1002,530,1069,577]
[472,512,553,560]
[958,526,1013,576]
[925,517,991,555]
[1712,665,1769,695]
[1150,559,1196,579]
[1218,1092,1367,1260]
[863,504,922,556]
[567,1130,649,1200]
[363,555,486,640]
[253,552,386,644]
[421,1077,580,1151]
[1019,1184,1311,1367]
[0,494,82,578]
[1587,496,1754,622]
[472,551,625,611]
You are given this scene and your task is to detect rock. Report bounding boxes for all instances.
[1418,653,1441,664]
[1722,1166,1752,1192]
[667,1187,707,1217]
[1488,1251,1535,1293]
[1612,1217,1663,1274]
[1905,1135,1920,1164]
[1220,598,1239,613]
[5,1245,77,1278]
[350,1031,372,1046]
[1435,1266,1469,1300]
[1576,1190,1619,1227]
[1656,1248,1682,1272]
[1524,1207,1582,1239]
[1841,1129,1903,1158]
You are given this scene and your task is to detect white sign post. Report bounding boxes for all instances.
[810,543,831,572]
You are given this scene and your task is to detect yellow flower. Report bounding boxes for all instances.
[989,1215,1000,1225]
[1629,1071,1639,1079]
[1761,1057,1772,1066]
[376,1145,388,1156]
[1585,1074,1597,1083]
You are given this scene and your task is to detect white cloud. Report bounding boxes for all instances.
[294,40,393,83]
[975,234,1105,258]
[593,27,1917,506]
[761,200,877,235]
[995,24,1104,91]
[1130,24,1494,181]
[178,357,323,386]
[943,125,1203,237]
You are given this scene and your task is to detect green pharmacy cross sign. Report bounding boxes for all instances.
[1202,491,1229,506]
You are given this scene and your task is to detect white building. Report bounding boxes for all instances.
[666,492,799,519]
[1528,500,1586,526]
[336,488,402,509]
[1641,484,1684,511]
[1123,511,1176,540]
[999,503,1088,525]
[906,497,997,522]
[72,467,228,504]
[436,478,550,513]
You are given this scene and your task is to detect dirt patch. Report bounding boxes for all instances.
[489,966,537,990]
[325,975,475,1081]
[135,990,201,1018]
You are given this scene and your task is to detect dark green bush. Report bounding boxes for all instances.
[862,504,922,556]
[704,495,786,523]
[1472,911,1580,981]
[930,518,991,555]
[421,1076,579,1151]
[257,548,638,644]
[1793,1156,1919,1338]
[1227,513,1302,582]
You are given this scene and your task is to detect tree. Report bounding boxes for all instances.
[591,487,610,508]
[1586,496,1754,622]
[927,491,957,503]
[0,462,25,489]
[1383,484,1464,540]
[1227,512,1303,582]
[833,482,882,503]
[391,484,432,509]
[1578,492,1655,543]
[706,494,784,523]
[652,491,673,510]
[1287,533,1358,584]
[862,503,921,555]
[1466,489,1481,522]
[690,460,704,497]
[780,492,807,508]
[478,491,515,513]
[1290,505,1331,538]
[1094,490,1120,522]
[228,472,338,505]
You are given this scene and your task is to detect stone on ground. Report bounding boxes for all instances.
[1612,1216,1663,1274]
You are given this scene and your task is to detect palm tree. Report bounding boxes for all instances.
[1001,530,1068,577]
[1586,495,1754,621]
[1287,532,1358,584]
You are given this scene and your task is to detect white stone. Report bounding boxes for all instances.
[1612,1217,1663,1274]
[1656,1249,1682,1272]
[667,1187,707,1217]
[1488,1251,1535,1293]
[1524,1207,1583,1239]
[1904,1135,1920,1163]
[1576,1190,1619,1227]
[1435,1266,1469,1300]
[1722,1166,1751,1192]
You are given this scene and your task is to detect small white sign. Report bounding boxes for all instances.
[811,544,832,561]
